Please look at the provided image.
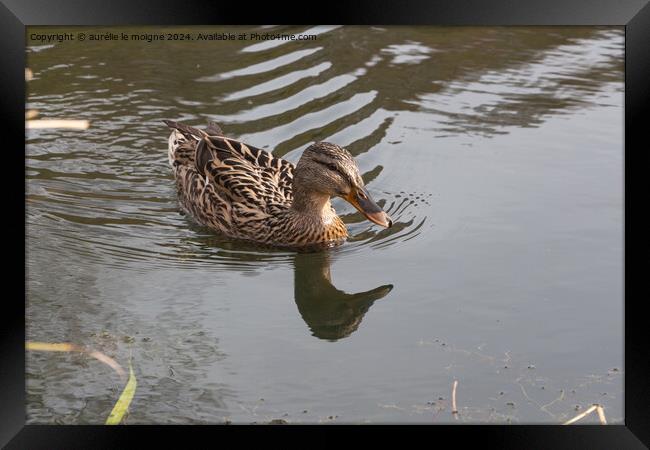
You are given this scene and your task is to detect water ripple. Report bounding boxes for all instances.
[26,26,622,274]
[197,47,323,82]
[220,62,332,102]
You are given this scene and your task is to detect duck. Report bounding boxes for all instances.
[164,120,392,247]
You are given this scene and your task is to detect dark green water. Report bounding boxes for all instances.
[26,26,623,424]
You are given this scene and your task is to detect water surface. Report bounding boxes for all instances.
[26,26,623,424]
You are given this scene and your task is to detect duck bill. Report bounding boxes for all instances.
[345,188,392,228]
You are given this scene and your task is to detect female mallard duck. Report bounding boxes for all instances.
[164,120,392,247]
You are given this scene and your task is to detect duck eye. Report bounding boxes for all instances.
[327,163,338,172]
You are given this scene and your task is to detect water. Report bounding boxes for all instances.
[26,26,624,424]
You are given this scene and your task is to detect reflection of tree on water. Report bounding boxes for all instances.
[293,251,392,341]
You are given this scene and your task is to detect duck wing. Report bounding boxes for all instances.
[195,135,295,207]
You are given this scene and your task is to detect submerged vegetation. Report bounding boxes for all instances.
[26,341,136,425]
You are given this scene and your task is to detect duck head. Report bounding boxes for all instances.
[293,142,392,228]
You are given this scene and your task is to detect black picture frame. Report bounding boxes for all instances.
[2,0,648,447]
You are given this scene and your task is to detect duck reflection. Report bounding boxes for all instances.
[184,226,394,341]
[293,251,392,341]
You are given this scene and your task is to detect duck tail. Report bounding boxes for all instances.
[164,120,226,169]
[163,119,224,138]
[163,120,205,141]
[164,120,199,169]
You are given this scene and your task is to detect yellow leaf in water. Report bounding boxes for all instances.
[26,342,77,352]
[106,364,137,425]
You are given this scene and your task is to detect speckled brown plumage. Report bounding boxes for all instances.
[164,120,350,247]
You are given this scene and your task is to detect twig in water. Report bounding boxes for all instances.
[26,119,90,130]
[563,404,608,425]
[26,341,126,381]
[452,380,459,419]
